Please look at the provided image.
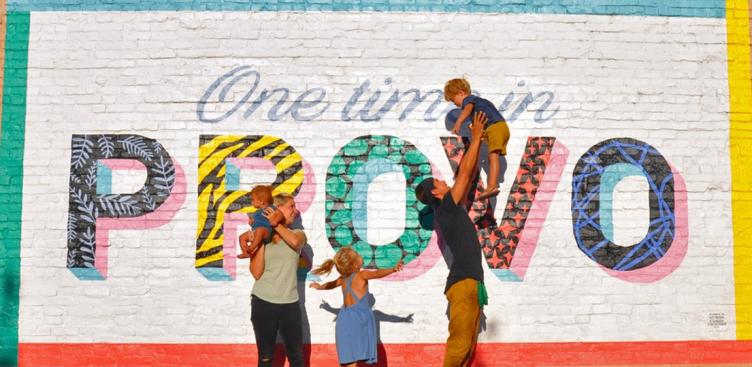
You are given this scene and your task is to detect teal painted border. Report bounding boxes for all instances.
[490,268,522,282]
[0,11,30,367]
[351,158,401,242]
[96,162,112,195]
[198,267,233,281]
[225,161,240,191]
[599,163,644,242]
[8,0,725,18]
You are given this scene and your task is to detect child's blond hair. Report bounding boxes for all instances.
[313,247,361,276]
[444,78,471,102]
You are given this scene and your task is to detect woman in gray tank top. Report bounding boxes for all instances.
[240,192,307,367]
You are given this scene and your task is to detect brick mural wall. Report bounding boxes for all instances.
[1,1,752,366]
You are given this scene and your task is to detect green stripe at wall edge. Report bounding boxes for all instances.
[0,11,29,367]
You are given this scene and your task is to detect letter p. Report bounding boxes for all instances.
[67,134,184,280]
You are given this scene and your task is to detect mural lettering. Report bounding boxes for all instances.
[197,66,559,125]
[195,135,315,280]
[67,134,184,280]
[571,138,688,282]
[324,135,441,279]
[66,134,687,283]
[440,136,569,281]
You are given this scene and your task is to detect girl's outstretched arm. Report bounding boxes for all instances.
[361,260,404,280]
[309,277,342,290]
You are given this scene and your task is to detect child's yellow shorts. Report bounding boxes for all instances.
[485,121,510,156]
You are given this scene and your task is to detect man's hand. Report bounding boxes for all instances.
[309,282,324,290]
[469,111,487,141]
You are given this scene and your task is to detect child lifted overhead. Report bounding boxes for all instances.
[445,78,510,200]
[238,185,275,259]
[310,247,403,367]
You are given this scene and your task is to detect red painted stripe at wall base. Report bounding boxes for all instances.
[18,341,752,367]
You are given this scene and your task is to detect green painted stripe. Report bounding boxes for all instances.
[0,11,29,366]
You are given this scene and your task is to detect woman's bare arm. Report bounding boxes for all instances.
[249,244,265,280]
[264,208,306,251]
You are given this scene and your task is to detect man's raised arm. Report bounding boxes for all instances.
[450,111,488,204]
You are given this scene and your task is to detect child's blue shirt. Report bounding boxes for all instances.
[461,95,505,127]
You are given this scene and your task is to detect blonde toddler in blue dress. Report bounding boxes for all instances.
[310,247,403,367]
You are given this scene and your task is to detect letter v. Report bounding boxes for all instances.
[440,136,568,281]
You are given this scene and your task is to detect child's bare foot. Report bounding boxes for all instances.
[238,242,251,259]
[477,187,500,200]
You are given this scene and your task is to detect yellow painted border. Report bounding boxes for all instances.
[728,0,752,340]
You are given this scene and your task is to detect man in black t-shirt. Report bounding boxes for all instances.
[415,111,488,367]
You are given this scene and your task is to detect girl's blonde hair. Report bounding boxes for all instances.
[444,78,471,102]
[313,247,361,276]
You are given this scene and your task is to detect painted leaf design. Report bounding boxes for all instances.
[119,136,153,161]
[67,214,78,241]
[66,246,78,267]
[151,155,175,194]
[71,136,93,170]
[98,194,143,216]
[79,227,96,268]
[85,165,97,189]
[98,135,115,159]
[151,141,163,154]
[141,187,156,211]
[70,187,98,223]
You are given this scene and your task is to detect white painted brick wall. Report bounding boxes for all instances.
[18,11,734,344]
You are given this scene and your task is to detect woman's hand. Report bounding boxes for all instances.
[309,282,324,290]
[262,207,285,228]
